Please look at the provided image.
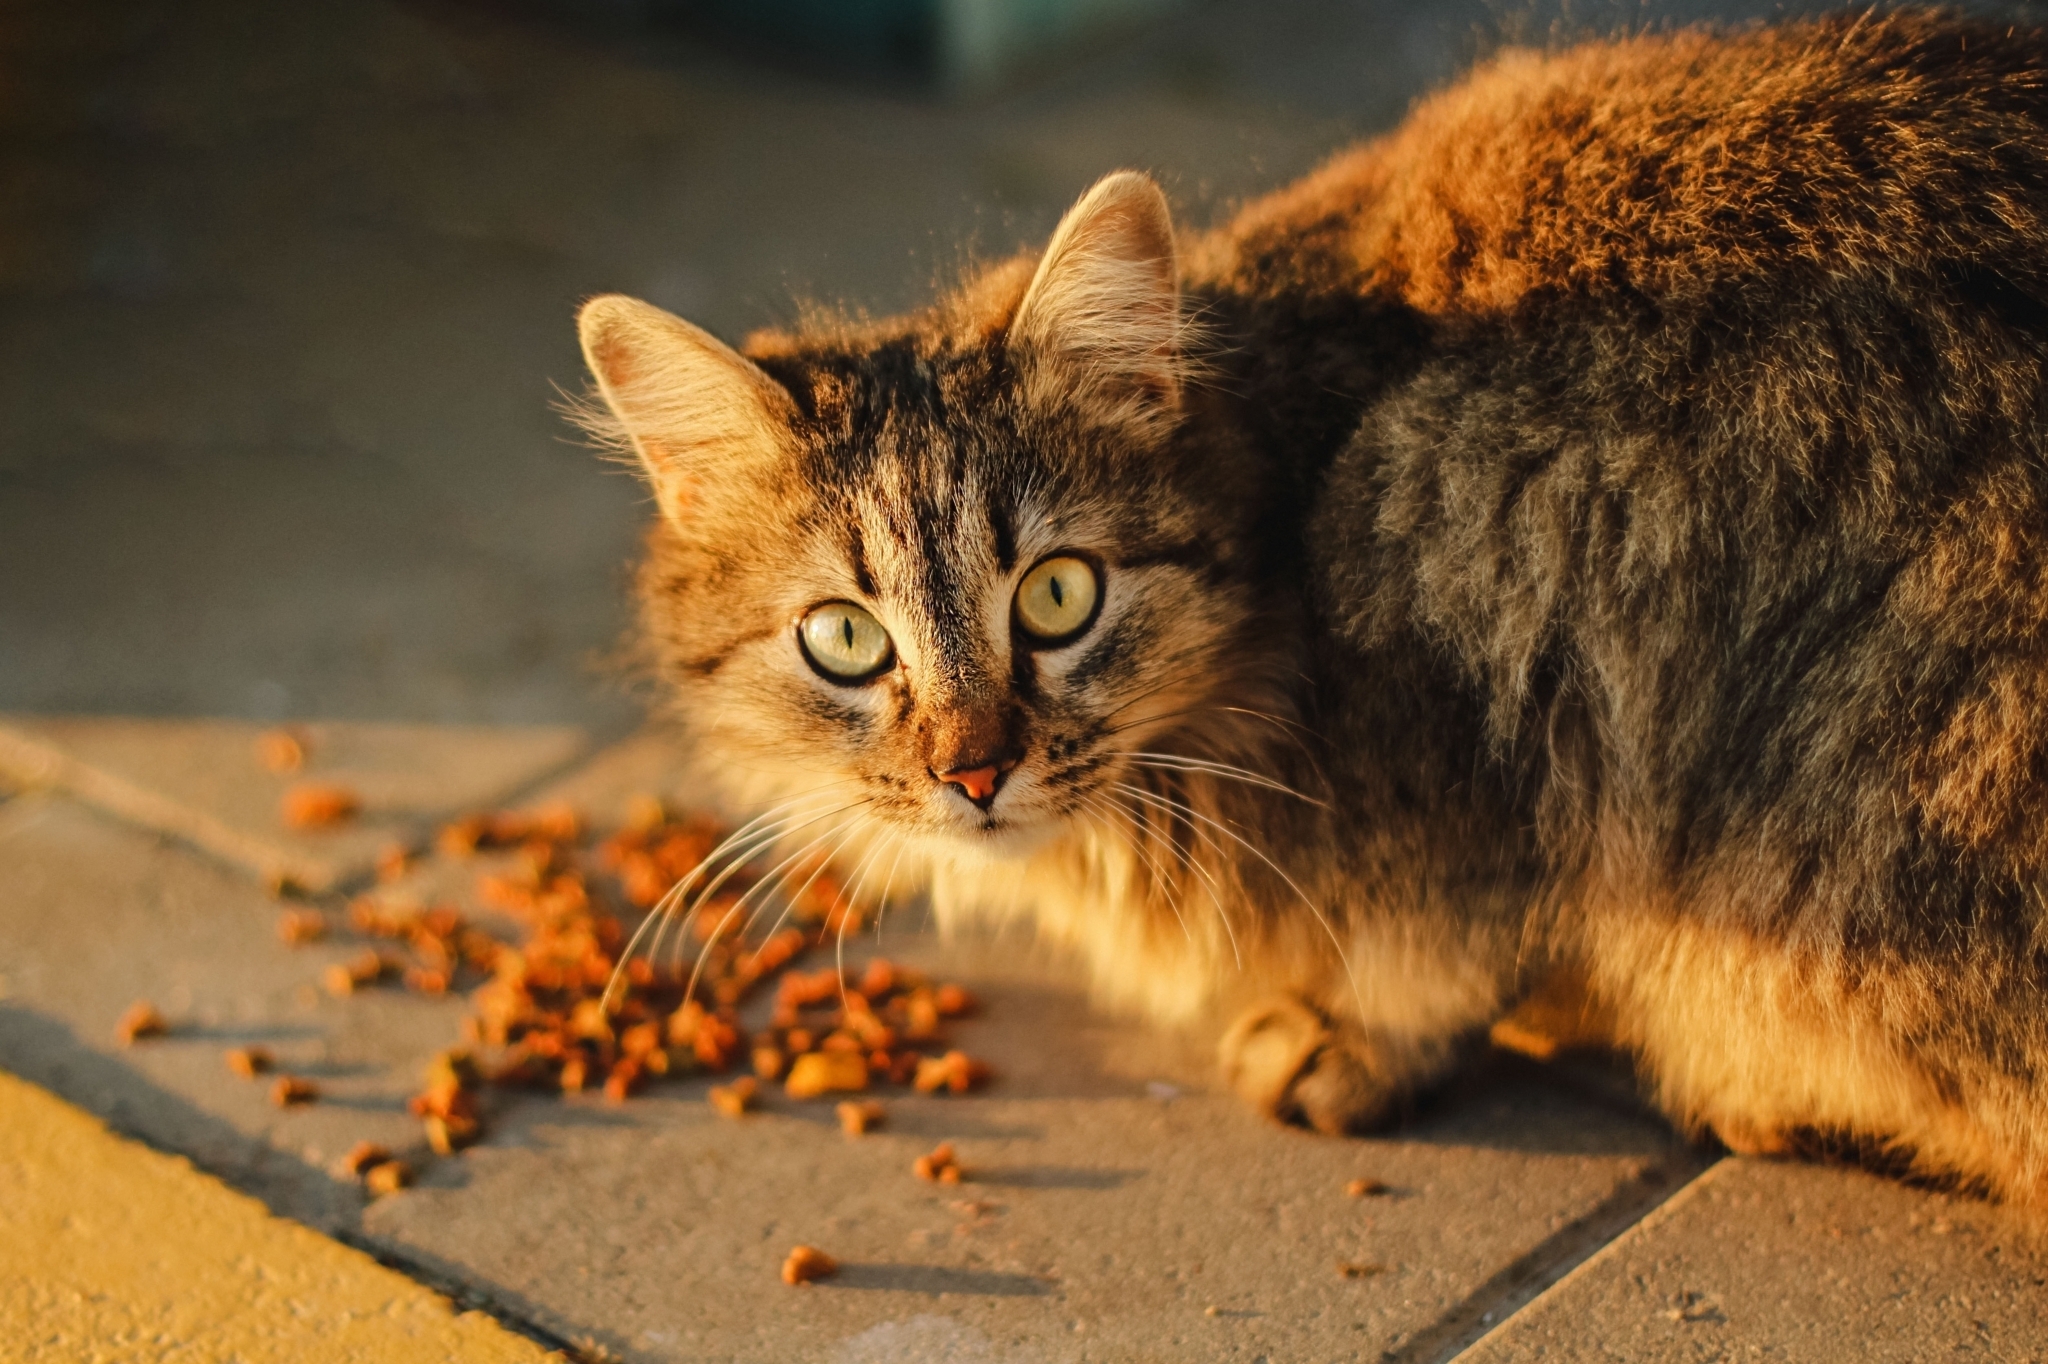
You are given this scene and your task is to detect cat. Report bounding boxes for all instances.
[575,10,2048,1204]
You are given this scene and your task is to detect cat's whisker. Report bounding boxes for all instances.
[1079,795,1198,951]
[829,830,903,1009]
[649,806,818,983]
[1123,752,1326,806]
[675,801,871,1001]
[603,800,814,1012]
[1101,784,1243,969]
[745,818,877,952]
[1114,780,1361,1018]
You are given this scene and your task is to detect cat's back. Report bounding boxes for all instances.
[1209,11,2048,318]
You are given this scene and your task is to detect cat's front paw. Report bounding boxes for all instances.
[1219,998,1404,1136]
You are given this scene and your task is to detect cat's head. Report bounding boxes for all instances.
[577,173,1277,862]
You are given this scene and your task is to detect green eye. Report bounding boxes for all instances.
[1014,555,1101,645]
[799,602,894,682]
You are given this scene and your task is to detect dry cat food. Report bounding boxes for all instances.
[708,1076,758,1118]
[1336,1261,1387,1279]
[254,728,306,774]
[115,1000,167,1045]
[409,1050,483,1154]
[280,782,359,829]
[336,1141,391,1177]
[363,1159,411,1196]
[836,1099,885,1136]
[780,1245,838,1286]
[270,1075,320,1106]
[912,1141,964,1184]
[1345,1177,1389,1198]
[224,1046,274,1078]
[306,796,989,1172]
[276,909,327,945]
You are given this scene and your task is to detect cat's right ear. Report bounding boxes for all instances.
[1009,170,1184,443]
[576,295,795,527]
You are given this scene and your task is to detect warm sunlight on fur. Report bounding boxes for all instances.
[582,12,2048,1207]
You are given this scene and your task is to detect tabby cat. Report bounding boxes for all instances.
[576,11,2048,1203]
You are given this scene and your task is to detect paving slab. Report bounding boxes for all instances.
[0,724,1704,1359]
[0,713,587,891]
[0,1069,551,1364]
[1458,1157,2048,1363]
[0,790,479,1230]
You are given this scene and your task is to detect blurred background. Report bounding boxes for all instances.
[3,0,2018,738]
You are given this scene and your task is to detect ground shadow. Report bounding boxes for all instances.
[829,1263,1053,1296]
[0,1003,360,1229]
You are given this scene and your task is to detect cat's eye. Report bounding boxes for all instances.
[798,602,894,682]
[1014,555,1102,646]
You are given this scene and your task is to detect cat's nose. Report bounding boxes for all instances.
[932,756,1017,811]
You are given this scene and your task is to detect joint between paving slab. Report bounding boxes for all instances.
[1389,1152,1722,1364]
[333,1229,599,1361]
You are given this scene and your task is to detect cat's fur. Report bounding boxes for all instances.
[578,11,2048,1203]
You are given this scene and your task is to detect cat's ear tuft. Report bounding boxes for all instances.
[1010,171,1184,440]
[576,294,794,527]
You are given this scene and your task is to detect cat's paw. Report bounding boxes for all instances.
[1219,998,1404,1136]
[1709,1113,1794,1158]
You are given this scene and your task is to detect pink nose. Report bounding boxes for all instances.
[937,764,1003,804]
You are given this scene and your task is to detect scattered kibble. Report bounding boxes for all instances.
[912,1050,991,1095]
[363,1159,411,1196]
[277,909,327,945]
[411,1050,484,1152]
[781,1245,838,1285]
[336,1141,392,1177]
[837,1099,886,1136]
[1345,1177,1389,1198]
[709,1076,758,1118]
[913,1141,964,1184]
[255,728,306,774]
[375,843,412,882]
[224,1046,274,1079]
[270,1075,320,1107]
[115,1001,167,1045]
[280,782,359,829]
[785,1050,869,1098]
[1337,1261,1387,1279]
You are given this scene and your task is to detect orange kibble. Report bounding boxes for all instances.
[335,1141,391,1177]
[753,1045,787,1081]
[224,1046,274,1079]
[1346,1177,1389,1198]
[836,1099,886,1137]
[781,1245,838,1285]
[603,1059,644,1103]
[115,1001,168,1045]
[375,842,412,882]
[363,1160,411,1197]
[559,1055,589,1094]
[913,1141,963,1183]
[404,967,450,996]
[934,983,975,1017]
[709,1076,758,1118]
[913,1050,991,1095]
[276,909,326,945]
[784,1050,869,1099]
[270,1076,319,1107]
[255,728,306,774]
[424,1110,481,1154]
[281,782,359,829]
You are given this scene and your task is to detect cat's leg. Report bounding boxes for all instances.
[1219,917,1516,1135]
[1589,909,2048,1204]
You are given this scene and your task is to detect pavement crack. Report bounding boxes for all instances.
[1380,1153,1716,1364]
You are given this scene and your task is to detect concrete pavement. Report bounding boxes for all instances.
[4,714,2044,1361]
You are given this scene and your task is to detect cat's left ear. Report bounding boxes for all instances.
[1010,170,1183,441]
[577,294,796,528]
